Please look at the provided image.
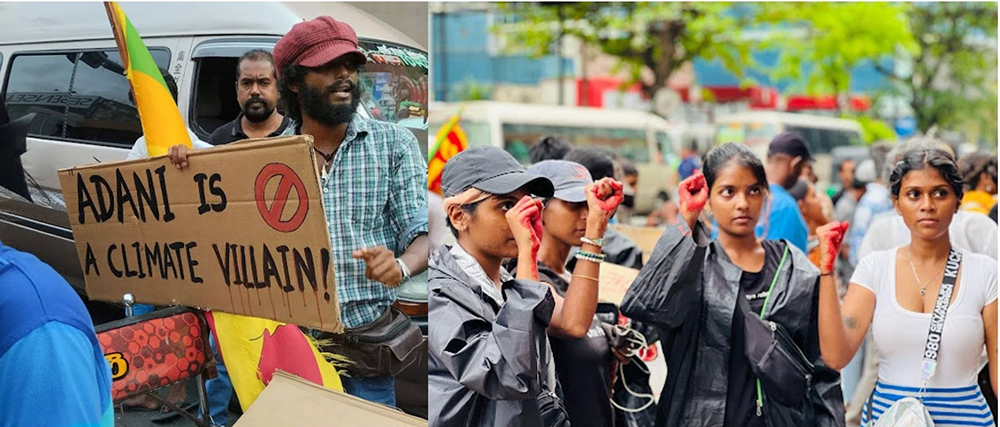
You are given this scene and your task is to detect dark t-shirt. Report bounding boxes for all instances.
[207,113,291,145]
[537,262,616,427]
[724,240,784,427]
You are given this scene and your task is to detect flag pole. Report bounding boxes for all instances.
[103,2,129,71]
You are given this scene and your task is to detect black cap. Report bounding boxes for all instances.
[767,131,814,162]
[441,146,554,198]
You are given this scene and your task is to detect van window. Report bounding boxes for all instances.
[191,56,243,140]
[785,125,861,155]
[502,123,650,164]
[3,49,171,148]
[189,39,429,141]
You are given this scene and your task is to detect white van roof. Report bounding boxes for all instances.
[716,110,862,132]
[0,2,423,49]
[430,101,676,131]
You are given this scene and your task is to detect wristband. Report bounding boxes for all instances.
[819,271,834,277]
[581,237,604,247]
[396,258,411,281]
[575,250,606,263]
[573,274,599,282]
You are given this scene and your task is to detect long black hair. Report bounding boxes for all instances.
[889,148,964,201]
[278,64,307,123]
[702,142,768,190]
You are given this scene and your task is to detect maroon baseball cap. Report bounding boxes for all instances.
[273,16,368,79]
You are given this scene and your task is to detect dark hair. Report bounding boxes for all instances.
[702,142,768,190]
[657,190,671,202]
[132,68,177,104]
[838,158,855,172]
[161,69,178,102]
[236,49,276,79]
[889,148,964,201]
[788,179,810,202]
[446,198,487,237]
[278,64,307,123]
[529,136,572,163]
[564,147,615,180]
[622,161,638,176]
[958,152,998,190]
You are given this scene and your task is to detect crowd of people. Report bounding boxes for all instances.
[427,129,998,427]
[2,12,997,427]
[1,16,429,427]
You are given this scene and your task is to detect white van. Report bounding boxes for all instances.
[0,2,428,293]
[429,100,682,214]
[714,111,864,186]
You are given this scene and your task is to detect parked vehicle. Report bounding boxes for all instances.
[430,100,681,214]
[0,2,428,414]
[715,110,864,187]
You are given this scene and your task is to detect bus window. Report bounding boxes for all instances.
[502,123,650,164]
[430,119,491,148]
[655,131,674,164]
[717,122,746,144]
[786,125,860,155]
[745,122,777,144]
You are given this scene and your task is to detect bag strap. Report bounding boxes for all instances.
[919,248,962,392]
[732,243,790,417]
[759,244,790,319]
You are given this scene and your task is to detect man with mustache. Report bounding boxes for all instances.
[272,17,429,406]
[166,17,428,407]
[208,49,291,145]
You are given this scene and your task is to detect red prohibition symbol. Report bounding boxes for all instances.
[254,163,309,233]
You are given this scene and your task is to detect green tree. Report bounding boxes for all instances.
[754,2,918,112]
[873,3,998,136]
[495,2,756,98]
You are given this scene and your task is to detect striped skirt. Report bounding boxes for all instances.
[862,381,995,427]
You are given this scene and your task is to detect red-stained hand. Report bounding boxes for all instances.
[529,198,544,243]
[506,196,543,255]
[585,178,624,224]
[678,172,709,215]
[816,221,849,274]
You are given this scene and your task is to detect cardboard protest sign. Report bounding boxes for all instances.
[597,262,640,306]
[58,136,342,332]
[610,224,664,263]
[234,370,426,427]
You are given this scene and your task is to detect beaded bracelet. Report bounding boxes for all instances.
[575,250,606,263]
[581,237,604,247]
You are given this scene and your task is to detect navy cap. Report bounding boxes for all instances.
[441,146,554,198]
[527,160,593,203]
[767,132,814,162]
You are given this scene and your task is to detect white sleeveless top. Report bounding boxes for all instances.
[850,247,998,388]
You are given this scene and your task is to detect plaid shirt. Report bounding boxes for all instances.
[294,117,428,329]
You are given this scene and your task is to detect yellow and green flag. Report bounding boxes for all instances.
[105,2,191,157]
[428,112,468,195]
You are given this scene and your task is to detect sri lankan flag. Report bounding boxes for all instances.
[429,113,468,194]
[105,2,191,157]
[205,312,344,411]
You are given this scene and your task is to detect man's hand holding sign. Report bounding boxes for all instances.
[60,136,342,331]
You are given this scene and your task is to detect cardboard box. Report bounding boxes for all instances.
[58,136,342,332]
[610,224,664,264]
[597,262,640,306]
[234,370,427,427]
